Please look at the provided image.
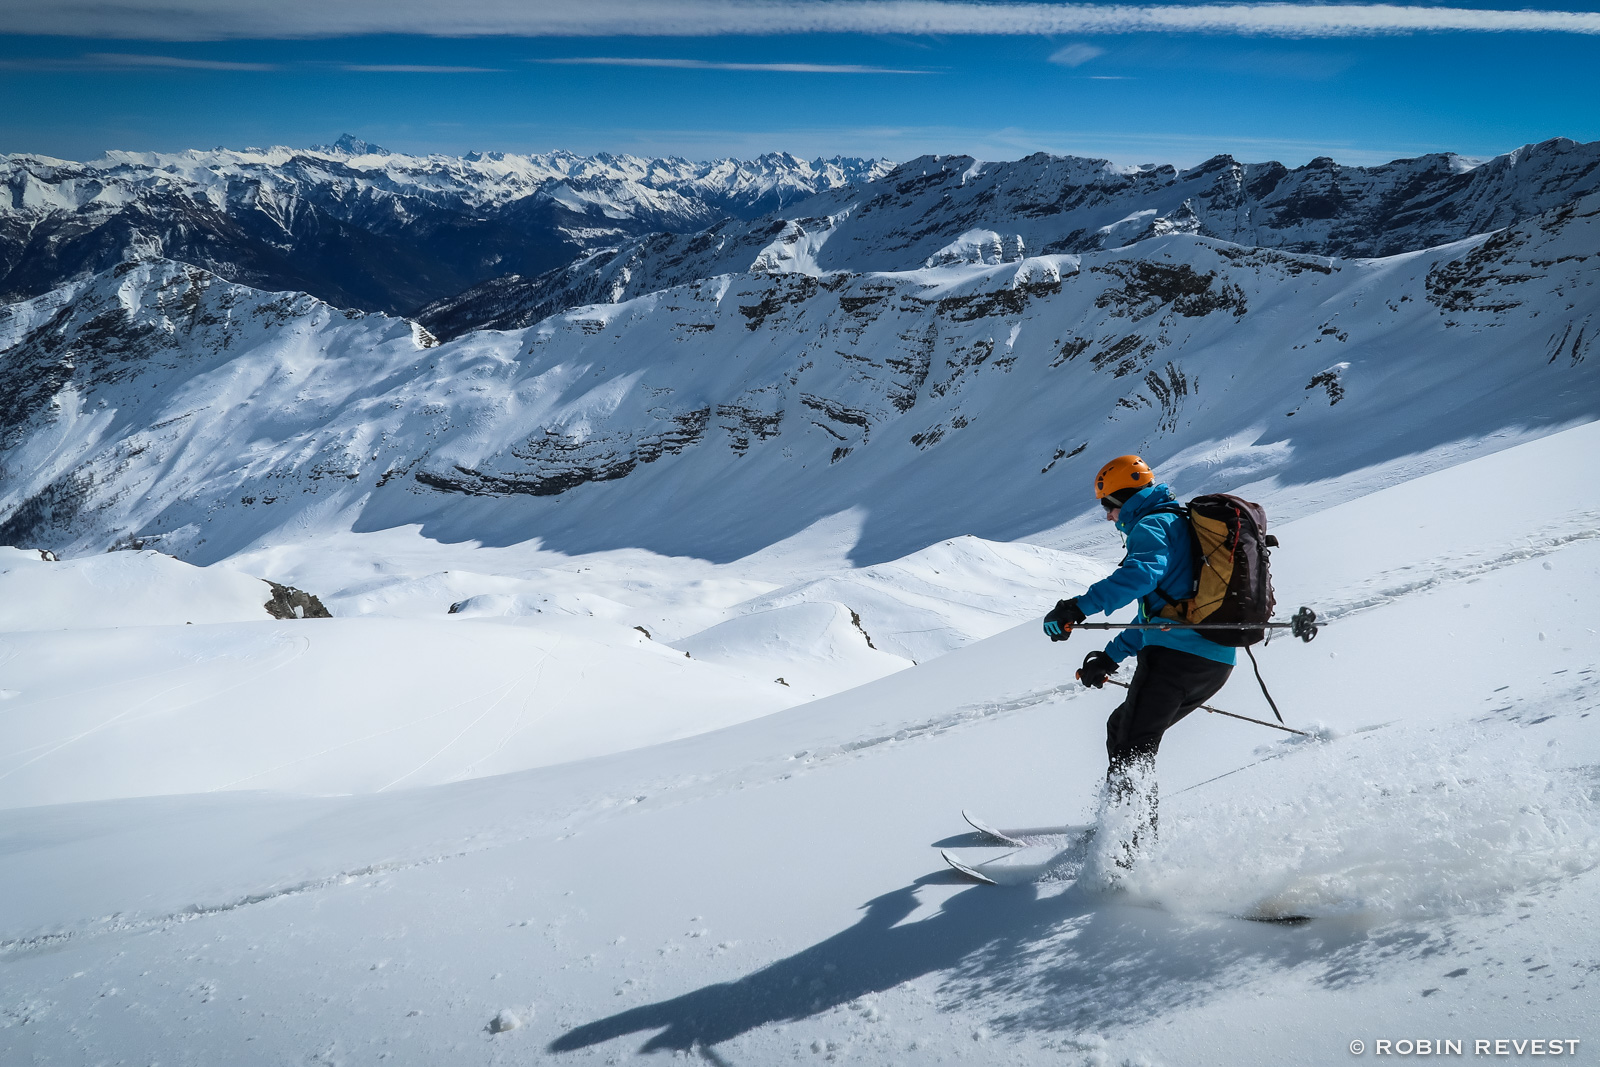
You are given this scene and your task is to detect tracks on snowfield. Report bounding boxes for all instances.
[0,680,1093,954]
[11,513,1592,957]
[783,683,1079,767]
[1312,511,1600,625]
[0,851,472,962]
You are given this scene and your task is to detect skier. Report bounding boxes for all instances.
[1041,455,1236,870]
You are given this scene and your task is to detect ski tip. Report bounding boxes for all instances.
[961,810,1027,847]
[941,849,999,885]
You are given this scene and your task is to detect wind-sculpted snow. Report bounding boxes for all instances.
[0,136,891,315]
[1,191,1597,566]
[420,137,1600,339]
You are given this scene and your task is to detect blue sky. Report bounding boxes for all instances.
[2,1,1598,167]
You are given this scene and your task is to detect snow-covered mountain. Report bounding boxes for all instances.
[2,132,1599,1064]
[0,135,891,315]
[418,137,1600,339]
[3,189,1595,568]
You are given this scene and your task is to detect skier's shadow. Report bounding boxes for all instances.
[548,867,1371,1056]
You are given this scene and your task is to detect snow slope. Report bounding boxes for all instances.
[0,546,276,631]
[3,191,1596,571]
[0,524,1117,808]
[1,419,1596,1066]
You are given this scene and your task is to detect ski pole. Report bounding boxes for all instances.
[1098,678,1313,738]
[1066,607,1321,643]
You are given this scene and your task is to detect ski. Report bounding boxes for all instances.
[960,810,1026,846]
[942,839,1095,886]
[961,810,1096,847]
[941,848,999,885]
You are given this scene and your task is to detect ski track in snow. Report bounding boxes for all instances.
[0,853,471,961]
[1314,510,1600,624]
[790,684,1080,765]
[0,633,311,784]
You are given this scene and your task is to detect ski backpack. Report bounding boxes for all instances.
[1146,494,1278,647]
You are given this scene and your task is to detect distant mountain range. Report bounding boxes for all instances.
[0,134,892,316]
[416,137,1600,339]
[2,135,1597,565]
[11,136,1598,348]
[2,183,1594,564]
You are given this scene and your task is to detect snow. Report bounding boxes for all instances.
[925,228,1025,267]
[0,610,807,810]
[0,547,273,631]
[1097,208,1160,247]
[2,138,1598,1064]
[674,600,911,697]
[2,142,893,220]
[6,185,1595,573]
[2,415,1598,1065]
[750,216,841,275]
[736,536,1108,664]
[485,138,1600,327]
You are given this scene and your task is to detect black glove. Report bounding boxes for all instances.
[1043,598,1087,642]
[1077,650,1118,688]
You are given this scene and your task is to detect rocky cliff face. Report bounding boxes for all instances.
[0,137,891,316]
[418,138,1600,339]
[2,187,1594,565]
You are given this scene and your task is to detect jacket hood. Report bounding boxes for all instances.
[1115,482,1178,533]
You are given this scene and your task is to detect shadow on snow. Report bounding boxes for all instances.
[549,869,1429,1057]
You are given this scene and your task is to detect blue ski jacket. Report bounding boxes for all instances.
[1075,483,1236,666]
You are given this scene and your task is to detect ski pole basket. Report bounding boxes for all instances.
[1289,606,1318,643]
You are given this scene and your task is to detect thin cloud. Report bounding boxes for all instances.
[342,64,504,72]
[0,52,277,70]
[1049,43,1106,67]
[5,1,1600,41]
[85,52,277,70]
[531,57,926,73]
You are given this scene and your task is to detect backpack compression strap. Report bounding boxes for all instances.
[1137,503,1200,618]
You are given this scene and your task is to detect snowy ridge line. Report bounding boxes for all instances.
[423,137,1600,339]
[1310,513,1600,623]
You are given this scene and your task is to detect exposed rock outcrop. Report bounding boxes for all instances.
[264,581,332,620]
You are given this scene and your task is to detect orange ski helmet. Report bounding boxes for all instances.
[1094,454,1155,503]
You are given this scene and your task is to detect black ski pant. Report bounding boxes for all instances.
[1103,644,1233,848]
